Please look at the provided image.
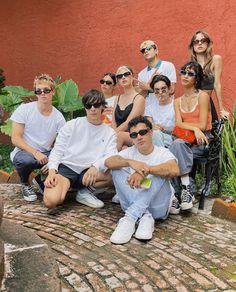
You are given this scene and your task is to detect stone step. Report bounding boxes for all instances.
[0,219,61,292]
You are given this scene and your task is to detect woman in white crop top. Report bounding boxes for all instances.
[145,74,175,147]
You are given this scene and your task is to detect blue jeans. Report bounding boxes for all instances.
[112,168,173,221]
[152,130,173,148]
[13,150,50,184]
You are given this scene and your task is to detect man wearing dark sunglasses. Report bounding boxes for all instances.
[138,40,177,109]
[10,74,66,202]
[105,115,179,244]
[44,89,117,210]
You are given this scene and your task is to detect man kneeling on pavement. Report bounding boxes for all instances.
[43,89,117,209]
[105,115,179,244]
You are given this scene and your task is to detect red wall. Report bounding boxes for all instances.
[0,0,235,112]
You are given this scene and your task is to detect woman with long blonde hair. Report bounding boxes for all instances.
[189,30,229,120]
[112,65,145,150]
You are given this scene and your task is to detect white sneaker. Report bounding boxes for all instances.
[134,213,155,240]
[111,194,120,204]
[169,195,180,215]
[87,186,108,195]
[180,185,195,210]
[76,188,104,208]
[110,215,136,244]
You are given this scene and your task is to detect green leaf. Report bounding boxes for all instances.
[54,75,62,85]
[0,92,23,114]
[0,119,12,136]
[2,86,34,97]
[54,79,84,113]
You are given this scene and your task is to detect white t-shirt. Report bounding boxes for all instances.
[138,60,177,109]
[119,145,176,177]
[138,60,177,84]
[48,116,117,173]
[106,95,116,107]
[10,102,66,161]
[145,98,175,130]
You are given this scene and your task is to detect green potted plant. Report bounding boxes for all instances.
[212,105,236,222]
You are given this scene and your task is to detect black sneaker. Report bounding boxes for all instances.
[21,184,37,202]
[169,195,180,215]
[180,185,194,210]
[32,175,44,195]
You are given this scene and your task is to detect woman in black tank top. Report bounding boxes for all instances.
[188,30,229,120]
[112,65,145,151]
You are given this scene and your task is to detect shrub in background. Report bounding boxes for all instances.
[221,105,236,200]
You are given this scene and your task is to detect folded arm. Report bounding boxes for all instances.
[11,121,48,164]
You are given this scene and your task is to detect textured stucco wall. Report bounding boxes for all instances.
[0,0,235,111]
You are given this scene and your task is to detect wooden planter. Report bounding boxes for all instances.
[0,132,11,145]
[0,170,36,184]
[211,198,236,222]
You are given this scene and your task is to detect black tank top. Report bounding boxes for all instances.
[115,94,139,127]
[200,72,218,121]
[200,73,215,90]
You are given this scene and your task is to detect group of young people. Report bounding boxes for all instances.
[10,30,228,245]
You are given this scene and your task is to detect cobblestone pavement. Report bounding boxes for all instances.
[1,184,236,292]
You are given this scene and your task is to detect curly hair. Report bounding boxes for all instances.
[128,115,152,132]
[33,73,55,89]
[180,61,204,90]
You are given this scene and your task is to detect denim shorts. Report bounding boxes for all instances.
[58,164,88,189]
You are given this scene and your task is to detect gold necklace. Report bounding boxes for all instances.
[182,91,198,111]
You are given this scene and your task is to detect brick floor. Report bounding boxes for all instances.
[1,184,236,291]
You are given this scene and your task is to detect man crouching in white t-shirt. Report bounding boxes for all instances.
[105,116,179,245]
[44,89,117,209]
[10,74,66,202]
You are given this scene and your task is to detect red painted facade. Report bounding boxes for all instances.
[0,0,235,111]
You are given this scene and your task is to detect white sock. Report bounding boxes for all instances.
[181,176,190,186]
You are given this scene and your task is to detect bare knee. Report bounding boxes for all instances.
[43,189,63,209]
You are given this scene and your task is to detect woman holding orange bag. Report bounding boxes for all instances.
[169,61,212,214]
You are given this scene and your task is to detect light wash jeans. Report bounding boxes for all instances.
[112,168,173,221]
[152,130,173,148]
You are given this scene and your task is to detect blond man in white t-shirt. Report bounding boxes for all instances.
[10,74,66,202]
[138,40,177,109]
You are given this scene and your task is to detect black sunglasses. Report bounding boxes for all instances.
[116,71,131,80]
[140,44,156,54]
[129,128,150,139]
[100,79,113,85]
[179,70,196,77]
[84,102,102,110]
[34,88,52,95]
[192,38,208,45]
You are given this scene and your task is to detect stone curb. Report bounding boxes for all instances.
[0,219,61,291]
